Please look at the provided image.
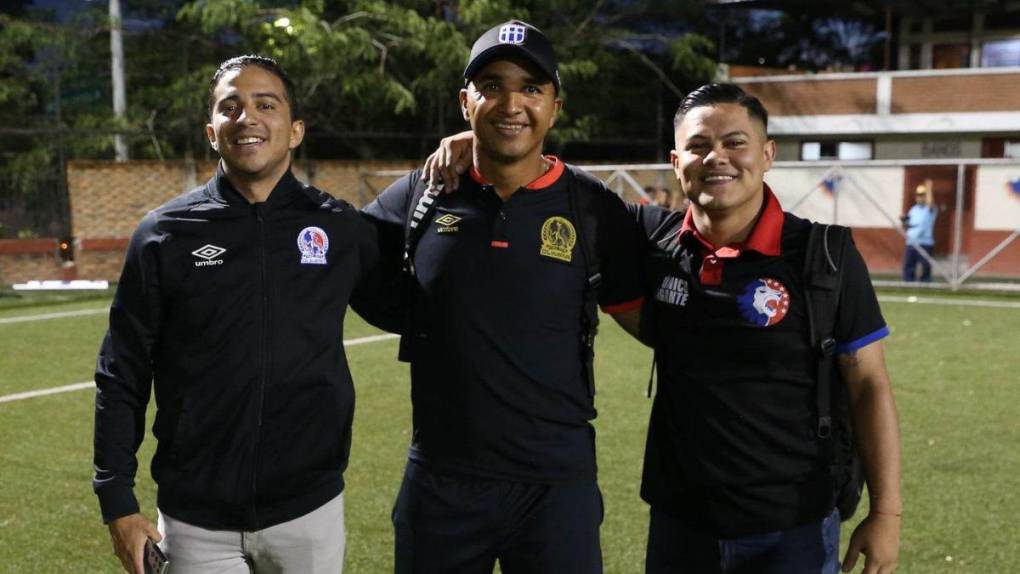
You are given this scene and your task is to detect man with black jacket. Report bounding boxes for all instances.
[92,55,384,574]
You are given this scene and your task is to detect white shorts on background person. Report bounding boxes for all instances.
[156,492,345,574]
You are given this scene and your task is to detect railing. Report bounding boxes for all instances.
[361,158,1020,290]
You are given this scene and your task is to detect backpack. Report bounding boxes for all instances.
[399,169,605,396]
[803,222,864,522]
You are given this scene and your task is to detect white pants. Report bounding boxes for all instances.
[157,492,345,574]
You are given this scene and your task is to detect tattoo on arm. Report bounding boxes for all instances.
[839,350,862,368]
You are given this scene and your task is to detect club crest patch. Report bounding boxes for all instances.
[498,23,527,45]
[737,278,790,327]
[434,213,462,234]
[540,216,576,263]
[297,226,329,265]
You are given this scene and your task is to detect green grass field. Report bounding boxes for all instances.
[1,291,1018,573]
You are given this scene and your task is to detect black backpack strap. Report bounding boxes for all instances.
[404,171,443,277]
[804,222,869,521]
[803,223,849,445]
[565,168,603,397]
[398,172,442,362]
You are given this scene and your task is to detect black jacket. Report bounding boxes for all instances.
[93,168,383,530]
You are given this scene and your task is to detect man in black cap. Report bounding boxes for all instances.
[360,20,644,574]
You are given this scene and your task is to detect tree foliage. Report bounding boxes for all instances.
[0,0,719,220]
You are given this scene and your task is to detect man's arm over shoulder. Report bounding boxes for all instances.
[832,239,901,573]
[361,170,418,229]
[351,172,418,334]
[625,201,677,244]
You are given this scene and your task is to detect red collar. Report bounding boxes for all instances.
[469,156,564,190]
[679,184,785,258]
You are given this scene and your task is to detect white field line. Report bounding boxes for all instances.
[0,381,95,404]
[877,295,1020,309]
[0,333,399,405]
[0,307,108,324]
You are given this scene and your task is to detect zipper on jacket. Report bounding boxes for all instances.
[251,203,268,528]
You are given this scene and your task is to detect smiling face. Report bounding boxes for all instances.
[205,65,304,189]
[459,58,561,166]
[671,102,775,219]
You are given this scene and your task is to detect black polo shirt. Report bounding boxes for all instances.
[362,157,644,484]
[636,186,889,537]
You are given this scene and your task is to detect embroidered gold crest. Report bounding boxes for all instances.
[540,216,576,262]
[434,213,461,234]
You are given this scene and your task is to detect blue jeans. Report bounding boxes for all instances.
[645,507,841,574]
[903,243,933,282]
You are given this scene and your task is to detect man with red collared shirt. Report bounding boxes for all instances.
[633,83,901,574]
[359,20,643,574]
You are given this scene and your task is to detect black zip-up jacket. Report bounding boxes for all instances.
[93,168,389,530]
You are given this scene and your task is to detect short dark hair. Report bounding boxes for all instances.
[207,55,301,120]
[674,83,768,134]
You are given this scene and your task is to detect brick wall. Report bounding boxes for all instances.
[970,230,1020,276]
[892,75,1020,113]
[0,239,67,284]
[66,159,415,281]
[68,160,193,240]
[739,79,877,116]
[307,160,418,206]
[738,71,1020,117]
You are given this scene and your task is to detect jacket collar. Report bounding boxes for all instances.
[208,163,308,209]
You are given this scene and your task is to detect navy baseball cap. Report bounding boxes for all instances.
[463,20,561,93]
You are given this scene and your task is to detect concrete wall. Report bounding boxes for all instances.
[773,136,987,161]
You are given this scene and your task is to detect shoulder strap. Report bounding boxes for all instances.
[403,172,443,277]
[566,169,602,287]
[565,168,604,397]
[803,223,850,453]
[397,173,442,362]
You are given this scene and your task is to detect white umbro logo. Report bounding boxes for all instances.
[192,244,226,267]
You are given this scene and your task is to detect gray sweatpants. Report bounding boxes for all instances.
[156,492,345,574]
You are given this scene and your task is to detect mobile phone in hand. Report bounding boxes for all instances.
[144,538,169,574]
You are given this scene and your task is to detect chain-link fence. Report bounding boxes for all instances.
[0,171,70,240]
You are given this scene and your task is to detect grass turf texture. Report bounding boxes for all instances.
[0,293,1017,572]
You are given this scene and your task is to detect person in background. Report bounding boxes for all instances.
[902,180,937,282]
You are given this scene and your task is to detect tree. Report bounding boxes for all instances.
[0,0,719,239]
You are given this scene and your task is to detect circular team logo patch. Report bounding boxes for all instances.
[738,277,790,327]
[297,226,329,265]
[539,216,576,263]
